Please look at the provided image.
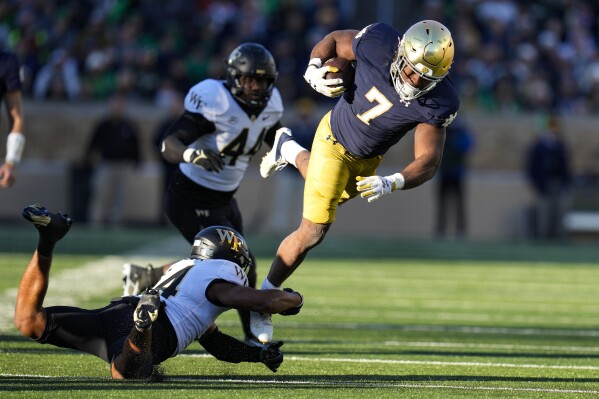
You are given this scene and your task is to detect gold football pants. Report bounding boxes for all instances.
[303,111,383,224]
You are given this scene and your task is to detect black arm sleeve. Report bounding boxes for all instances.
[198,327,261,363]
[263,121,283,148]
[160,111,217,162]
[164,111,216,145]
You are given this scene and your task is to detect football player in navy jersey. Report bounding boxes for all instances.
[0,51,25,188]
[252,20,459,342]
[122,43,293,345]
[15,204,303,379]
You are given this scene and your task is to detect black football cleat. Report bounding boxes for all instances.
[22,204,72,243]
[134,288,161,332]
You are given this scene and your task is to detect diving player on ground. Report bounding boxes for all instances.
[15,204,303,379]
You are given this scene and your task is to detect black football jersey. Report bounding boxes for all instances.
[330,23,459,158]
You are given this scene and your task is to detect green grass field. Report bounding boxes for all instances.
[1,224,599,398]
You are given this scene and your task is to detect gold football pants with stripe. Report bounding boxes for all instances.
[303,111,383,224]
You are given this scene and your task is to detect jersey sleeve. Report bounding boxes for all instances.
[184,79,232,122]
[214,260,249,287]
[420,76,460,128]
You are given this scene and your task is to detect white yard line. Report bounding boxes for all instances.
[383,340,599,352]
[180,353,599,370]
[2,372,598,395]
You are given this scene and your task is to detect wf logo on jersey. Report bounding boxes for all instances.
[234,265,249,286]
[216,228,247,253]
[189,92,205,110]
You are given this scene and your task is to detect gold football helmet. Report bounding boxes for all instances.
[391,20,454,101]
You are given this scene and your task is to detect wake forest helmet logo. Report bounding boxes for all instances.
[216,228,245,253]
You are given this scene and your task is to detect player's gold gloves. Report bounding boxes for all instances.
[356,173,405,203]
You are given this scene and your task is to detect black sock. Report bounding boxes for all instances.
[37,238,55,257]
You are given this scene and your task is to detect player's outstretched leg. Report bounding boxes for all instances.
[260,128,293,178]
[15,204,72,340]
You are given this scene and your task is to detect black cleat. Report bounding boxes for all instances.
[22,204,72,243]
[134,288,161,332]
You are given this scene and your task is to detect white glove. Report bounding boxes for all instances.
[356,173,405,203]
[303,58,345,98]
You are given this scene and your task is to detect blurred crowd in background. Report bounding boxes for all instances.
[2,0,596,238]
[3,0,599,116]
[1,0,352,107]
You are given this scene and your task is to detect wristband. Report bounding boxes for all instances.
[182,148,196,163]
[6,132,25,165]
[387,172,405,191]
[308,58,322,68]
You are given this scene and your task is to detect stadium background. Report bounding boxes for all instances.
[2,0,599,241]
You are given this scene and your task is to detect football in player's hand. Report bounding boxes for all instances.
[323,57,355,89]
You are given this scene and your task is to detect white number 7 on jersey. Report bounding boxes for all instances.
[356,87,393,125]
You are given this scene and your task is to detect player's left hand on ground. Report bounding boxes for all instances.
[356,173,405,203]
[260,341,284,372]
[279,288,304,316]
[303,62,345,98]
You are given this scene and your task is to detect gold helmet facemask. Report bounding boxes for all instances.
[390,20,454,101]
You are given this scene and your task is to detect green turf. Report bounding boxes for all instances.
[1,227,599,398]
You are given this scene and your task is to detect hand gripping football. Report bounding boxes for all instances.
[323,57,355,89]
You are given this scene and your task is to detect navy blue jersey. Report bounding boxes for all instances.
[330,23,459,158]
[0,52,22,100]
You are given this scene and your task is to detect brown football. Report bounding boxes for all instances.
[323,57,355,89]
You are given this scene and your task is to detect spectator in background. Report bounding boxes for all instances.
[435,117,474,238]
[32,48,80,101]
[0,51,25,188]
[84,93,140,227]
[525,116,571,239]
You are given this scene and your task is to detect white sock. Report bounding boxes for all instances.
[261,278,280,290]
[281,140,307,168]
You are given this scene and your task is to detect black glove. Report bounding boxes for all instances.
[186,148,224,172]
[279,288,303,316]
[260,341,284,372]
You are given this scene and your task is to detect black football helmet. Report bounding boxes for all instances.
[191,226,253,271]
[225,43,278,108]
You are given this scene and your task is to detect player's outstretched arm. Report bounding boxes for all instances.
[356,123,445,203]
[209,281,303,315]
[198,324,284,372]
